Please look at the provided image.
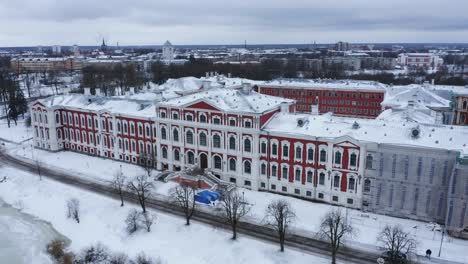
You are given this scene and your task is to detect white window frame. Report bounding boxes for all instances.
[281,140,290,161]
[306,143,315,164]
[294,142,303,162]
[333,147,344,168]
[270,139,279,158]
[348,149,359,170]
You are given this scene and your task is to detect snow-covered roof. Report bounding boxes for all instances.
[260,78,386,92]
[37,95,156,118]
[159,87,294,114]
[263,112,468,156]
[382,85,451,110]
[377,108,437,124]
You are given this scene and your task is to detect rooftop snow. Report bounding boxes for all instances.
[260,78,387,92]
[382,85,451,110]
[38,95,156,118]
[159,87,294,114]
[263,112,468,156]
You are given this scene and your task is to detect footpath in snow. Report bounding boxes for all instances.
[0,167,332,264]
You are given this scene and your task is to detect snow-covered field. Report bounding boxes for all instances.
[0,167,332,264]
[0,118,32,143]
[1,122,467,263]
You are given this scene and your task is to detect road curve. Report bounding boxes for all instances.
[0,147,379,264]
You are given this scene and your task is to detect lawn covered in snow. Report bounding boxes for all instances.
[0,167,332,264]
[0,117,33,143]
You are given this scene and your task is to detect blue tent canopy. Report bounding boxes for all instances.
[195,190,220,205]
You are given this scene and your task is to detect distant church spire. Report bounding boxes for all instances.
[101,38,107,52]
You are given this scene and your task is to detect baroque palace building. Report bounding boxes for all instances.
[31,81,468,236]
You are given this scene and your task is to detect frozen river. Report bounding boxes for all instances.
[0,198,69,264]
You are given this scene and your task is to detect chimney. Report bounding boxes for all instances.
[280,102,290,113]
[228,73,232,78]
[130,87,135,94]
[95,88,101,96]
[84,87,91,95]
[241,83,252,94]
[202,80,211,90]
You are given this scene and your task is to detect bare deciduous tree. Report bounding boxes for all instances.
[318,209,354,264]
[0,176,6,183]
[139,152,156,178]
[378,225,418,263]
[108,252,128,264]
[126,209,140,234]
[140,212,155,232]
[220,189,250,240]
[127,175,153,213]
[111,170,126,207]
[265,199,296,252]
[66,198,80,223]
[170,185,197,225]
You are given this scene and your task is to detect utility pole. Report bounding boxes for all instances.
[438,229,445,257]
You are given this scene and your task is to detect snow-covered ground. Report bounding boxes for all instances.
[0,197,67,264]
[1,122,467,263]
[0,167,332,264]
[0,118,32,143]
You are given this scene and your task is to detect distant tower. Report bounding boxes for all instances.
[72,45,80,56]
[52,45,62,55]
[162,40,174,62]
[100,38,107,52]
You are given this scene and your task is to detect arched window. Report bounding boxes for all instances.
[124,123,128,133]
[57,130,62,139]
[282,145,289,157]
[118,139,122,149]
[229,158,236,171]
[55,113,60,124]
[333,175,340,188]
[244,138,251,152]
[214,156,222,169]
[295,146,302,159]
[307,148,314,161]
[117,122,121,133]
[282,166,288,179]
[320,149,327,162]
[213,134,221,148]
[272,143,278,155]
[295,168,301,181]
[464,100,468,110]
[187,152,195,164]
[174,149,180,161]
[348,177,355,191]
[364,179,371,192]
[271,165,277,177]
[365,154,373,169]
[334,152,342,165]
[261,142,267,154]
[199,132,207,146]
[146,126,150,137]
[307,171,313,183]
[244,161,251,174]
[261,163,267,175]
[229,137,236,150]
[186,131,194,144]
[161,127,167,140]
[319,172,325,185]
[350,153,357,167]
[200,114,207,123]
[173,128,179,142]
[162,147,168,159]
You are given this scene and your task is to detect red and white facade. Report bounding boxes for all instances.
[31,86,368,208]
[454,95,468,125]
[256,79,385,118]
[397,53,443,68]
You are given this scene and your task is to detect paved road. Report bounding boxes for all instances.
[0,147,382,264]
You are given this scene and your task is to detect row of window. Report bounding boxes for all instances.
[263,88,383,100]
[160,111,253,128]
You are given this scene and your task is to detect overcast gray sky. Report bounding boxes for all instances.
[1,0,468,46]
